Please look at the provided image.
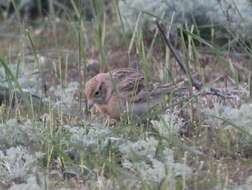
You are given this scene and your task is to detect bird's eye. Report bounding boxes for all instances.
[94,90,100,96]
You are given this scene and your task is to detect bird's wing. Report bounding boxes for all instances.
[110,69,185,105]
[133,82,183,103]
[111,68,145,100]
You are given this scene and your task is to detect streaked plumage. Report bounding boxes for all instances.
[84,68,178,120]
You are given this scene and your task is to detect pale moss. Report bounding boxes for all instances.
[0,146,43,184]
[151,110,184,137]
[0,119,44,149]
[64,125,119,151]
[204,103,252,134]
[49,82,80,112]
[203,103,252,153]
[119,137,192,184]
[119,137,158,159]
[9,176,42,190]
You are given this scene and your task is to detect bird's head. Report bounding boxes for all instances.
[84,73,113,108]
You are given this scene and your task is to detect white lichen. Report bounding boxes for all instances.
[64,125,120,151]
[0,119,44,148]
[204,103,252,134]
[151,110,184,137]
[0,146,43,183]
[119,137,192,184]
[9,175,42,190]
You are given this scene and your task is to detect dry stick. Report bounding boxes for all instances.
[155,21,231,98]
[155,20,201,90]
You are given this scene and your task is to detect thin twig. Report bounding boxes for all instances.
[155,20,236,99]
[155,20,202,90]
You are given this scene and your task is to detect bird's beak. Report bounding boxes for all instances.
[87,100,94,109]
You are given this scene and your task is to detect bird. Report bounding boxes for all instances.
[84,68,181,120]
